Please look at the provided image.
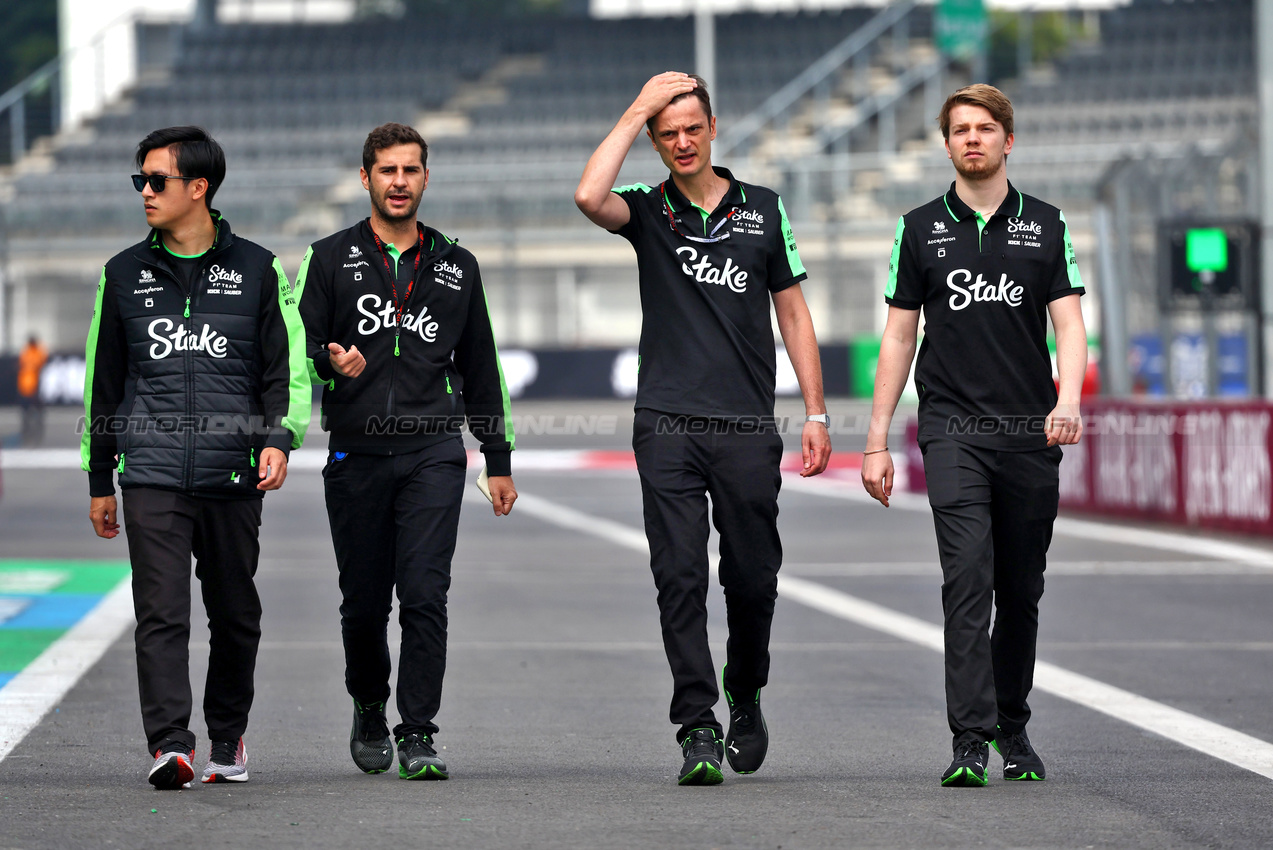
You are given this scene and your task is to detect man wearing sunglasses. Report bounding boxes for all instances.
[575,73,831,786]
[83,126,310,789]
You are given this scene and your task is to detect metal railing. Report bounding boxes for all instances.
[0,11,154,167]
[0,58,61,166]
[715,0,919,159]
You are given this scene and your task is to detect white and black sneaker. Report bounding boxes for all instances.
[350,698,394,774]
[148,743,195,790]
[202,737,249,784]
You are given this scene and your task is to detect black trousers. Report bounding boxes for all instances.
[920,438,1062,744]
[122,488,263,754]
[323,439,466,738]
[632,409,784,743]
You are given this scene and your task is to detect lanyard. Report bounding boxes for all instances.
[660,181,735,243]
[369,222,425,357]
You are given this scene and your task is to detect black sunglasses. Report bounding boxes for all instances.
[131,174,197,193]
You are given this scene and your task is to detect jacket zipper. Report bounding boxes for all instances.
[139,244,223,490]
[382,244,427,423]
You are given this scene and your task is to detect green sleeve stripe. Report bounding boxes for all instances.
[274,256,311,449]
[777,197,806,279]
[80,269,107,471]
[612,183,653,194]
[1059,210,1084,289]
[293,246,329,388]
[886,216,906,299]
[481,287,516,450]
[292,246,314,301]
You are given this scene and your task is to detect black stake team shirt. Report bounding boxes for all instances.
[886,181,1085,451]
[611,166,807,419]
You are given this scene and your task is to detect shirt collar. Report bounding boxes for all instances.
[942,181,1023,222]
[661,166,746,214]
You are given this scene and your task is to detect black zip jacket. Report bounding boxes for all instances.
[296,219,514,476]
[82,213,311,498]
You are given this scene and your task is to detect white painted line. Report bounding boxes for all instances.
[512,491,651,554]
[0,578,135,763]
[782,560,1273,577]
[783,475,1273,569]
[516,489,1273,782]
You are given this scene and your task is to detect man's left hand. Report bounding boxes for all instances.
[1045,403,1083,447]
[488,475,517,516]
[257,447,288,490]
[801,420,832,477]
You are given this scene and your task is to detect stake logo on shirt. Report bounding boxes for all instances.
[675,246,750,294]
[355,293,440,342]
[946,269,1023,310]
[147,318,229,359]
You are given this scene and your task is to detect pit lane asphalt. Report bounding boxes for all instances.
[1,404,1272,848]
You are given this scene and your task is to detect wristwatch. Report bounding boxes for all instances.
[806,414,830,427]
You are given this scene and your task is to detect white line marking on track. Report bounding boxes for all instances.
[514,489,1273,781]
[0,578,135,763]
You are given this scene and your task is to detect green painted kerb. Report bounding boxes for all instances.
[0,561,131,674]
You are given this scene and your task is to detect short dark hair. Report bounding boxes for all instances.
[938,84,1014,140]
[362,123,429,173]
[646,74,712,134]
[135,126,226,209]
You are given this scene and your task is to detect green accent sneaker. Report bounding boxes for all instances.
[678,728,725,786]
[992,727,1047,781]
[941,738,989,787]
[349,698,393,774]
[723,684,767,774]
[397,732,448,780]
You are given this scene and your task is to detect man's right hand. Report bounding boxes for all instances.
[328,342,366,378]
[90,495,119,539]
[861,450,894,508]
[631,72,698,122]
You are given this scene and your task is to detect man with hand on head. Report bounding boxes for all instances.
[83,126,310,789]
[576,73,830,786]
[297,122,516,781]
[861,84,1087,787]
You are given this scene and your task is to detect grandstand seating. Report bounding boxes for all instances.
[872,0,1256,213]
[1,9,880,238]
[0,0,1258,240]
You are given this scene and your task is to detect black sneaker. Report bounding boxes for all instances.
[678,728,725,786]
[992,728,1046,781]
[349,698,393,774]
[397,732,448,780]
[941,737,989,787]
[724,686,767,774]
